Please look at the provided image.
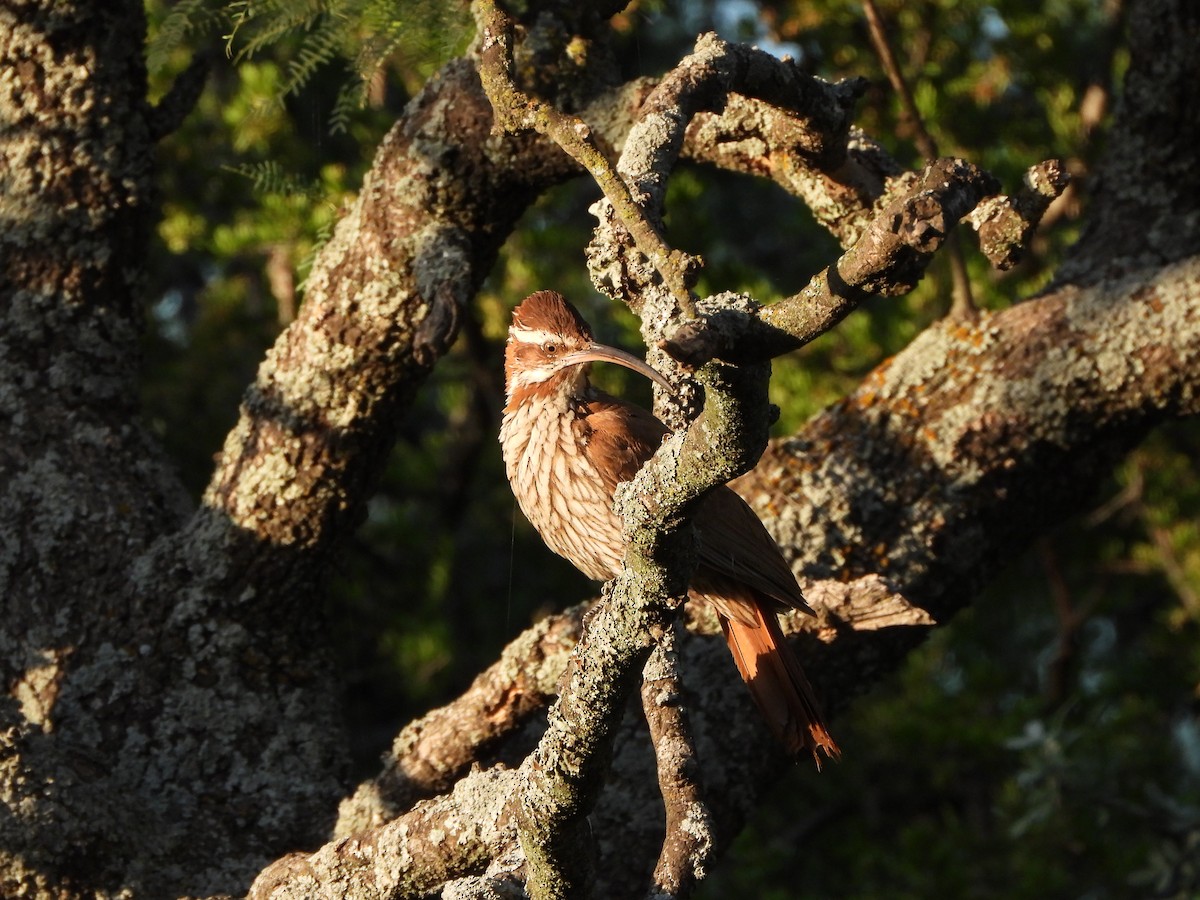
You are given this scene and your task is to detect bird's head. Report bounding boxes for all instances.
[504,291,671,406]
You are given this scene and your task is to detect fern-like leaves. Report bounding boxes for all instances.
[147,0,230,76]
[223,0,469,133]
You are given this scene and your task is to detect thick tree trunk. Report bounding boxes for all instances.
[0,3,349,893]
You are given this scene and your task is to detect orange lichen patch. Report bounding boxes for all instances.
[890,394,923,419]
[855,389,878,408]
[946,313,996,350]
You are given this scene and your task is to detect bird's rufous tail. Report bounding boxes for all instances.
[719,603,840,766]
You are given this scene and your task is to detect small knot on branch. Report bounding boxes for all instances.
[968,159,1070,270]
[659,321,719,369]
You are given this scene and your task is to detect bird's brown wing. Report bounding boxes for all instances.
[582,393,809,615]
[583,393,834,760]
[693,486,813,615]
[577,394,668,489]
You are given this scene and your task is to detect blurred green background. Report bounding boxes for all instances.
[141,1,1199,895]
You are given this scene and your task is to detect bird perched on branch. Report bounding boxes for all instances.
[499,290,838,764]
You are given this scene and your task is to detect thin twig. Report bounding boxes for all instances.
[1146,523,1200,620]
[1039,539,1082,711]
[861,0,977,319]
[861,0,937,161]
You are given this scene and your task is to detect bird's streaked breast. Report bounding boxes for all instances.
[500,396,624,582]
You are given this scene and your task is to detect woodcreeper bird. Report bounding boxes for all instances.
[499,290,838,763]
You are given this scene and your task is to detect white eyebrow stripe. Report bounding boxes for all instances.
[508,367,554,388]
[509,326,559,344]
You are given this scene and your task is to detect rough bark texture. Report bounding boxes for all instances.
[1,0,1197,897]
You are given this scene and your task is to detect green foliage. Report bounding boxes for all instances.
[224,0,471,132]
[147,0,229,78]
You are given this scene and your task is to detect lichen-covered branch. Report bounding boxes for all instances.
[660,157,1065,368]
[742,258,1200,609]
[588,31,864,320]
[1053,0,1200,283]
[968,160,1072,270]
[474,0,696,309]
[250,767,521,900]
[335,604,585,836]
[516,573,689,899]
[683,110,902,248]
[618,32,864,219]
[202,59,530,552]
[641,636,715,899]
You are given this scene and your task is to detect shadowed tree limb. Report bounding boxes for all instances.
[335,605,586,836]
[641,634,715,899]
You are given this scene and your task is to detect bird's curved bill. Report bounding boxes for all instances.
[556,343,675,395]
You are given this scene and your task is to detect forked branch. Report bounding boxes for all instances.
[474,0,697,310]
[662,158,1066,368]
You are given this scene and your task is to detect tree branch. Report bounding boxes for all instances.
[641,635,715,899]
[661,157,1051,367]
[516,577,687,898]
[147,48,212,140]
[682,106,902,248]
[250,767,521,900]
[474,0,698,311]
[336,605,586,835]
[588,31,865,321]
[967,160,1072,270]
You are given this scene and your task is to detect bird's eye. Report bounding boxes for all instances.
[543,342,559,354]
